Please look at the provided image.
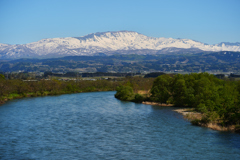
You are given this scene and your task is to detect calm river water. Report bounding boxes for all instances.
[0,91,240,159]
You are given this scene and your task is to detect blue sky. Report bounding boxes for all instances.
[0,0,239,45]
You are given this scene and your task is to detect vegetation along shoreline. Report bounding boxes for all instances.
[115,73,240,133]
[173,108,237,132]
[0,75,154,105]
[1,72,240,133]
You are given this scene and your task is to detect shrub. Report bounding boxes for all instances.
[134,93,145,103]
[115,85,135,101]
[191,119,201,125]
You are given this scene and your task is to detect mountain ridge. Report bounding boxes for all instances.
[1,31,240,59]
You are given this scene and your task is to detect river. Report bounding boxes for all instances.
[0,91,240,159]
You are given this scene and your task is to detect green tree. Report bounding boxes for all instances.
[134,93,145,103]
[172,74,187,106]
[218,82,239,125]
[194,76,220,113]
[151,74,173,103]
[115,85,135,101]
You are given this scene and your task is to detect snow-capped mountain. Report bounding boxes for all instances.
[0,31,240,59]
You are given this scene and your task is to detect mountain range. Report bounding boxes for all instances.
[1,31,240,59]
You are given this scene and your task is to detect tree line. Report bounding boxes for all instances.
[0,76,117,104]
[0,75,154,105]
[115,73,240,128]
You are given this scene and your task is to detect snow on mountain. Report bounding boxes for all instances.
[217,42,240,46]
[0,31,240,59]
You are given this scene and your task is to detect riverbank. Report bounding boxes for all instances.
[0,78,124,106]
[140,101,239,133]
[174,108,240,133]
[0,92,70,105]
[142,101,174,106]
[0,90,114,105]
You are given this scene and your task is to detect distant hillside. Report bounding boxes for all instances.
[0,51,239,73]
